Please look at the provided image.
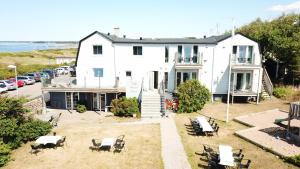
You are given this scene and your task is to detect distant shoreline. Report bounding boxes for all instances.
[0,41,78,53]
[0,41,78,43]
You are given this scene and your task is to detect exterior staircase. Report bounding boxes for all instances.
[141,91,163,118]
[261,66,273,99]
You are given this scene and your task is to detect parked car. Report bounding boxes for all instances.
[8,78,24,87]
[42,69,55,78]
[55,68,65,75]
[17,76,35,85]
[60,66,70,74]
[26,72,41,82]
[0,80,16,90]
[0,82,8,93]
[39,72,50,79]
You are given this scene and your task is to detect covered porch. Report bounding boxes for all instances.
[42,87,126,111]
[229,66,262,104]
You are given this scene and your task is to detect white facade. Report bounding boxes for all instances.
[76,32,262,98]
[56,56,76,64]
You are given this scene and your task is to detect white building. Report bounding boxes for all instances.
[45,30,272,117]
[55,56,76,65]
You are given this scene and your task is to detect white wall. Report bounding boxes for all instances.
[212,34,262,94]
[76,34,116,88]
[76,33,262,97]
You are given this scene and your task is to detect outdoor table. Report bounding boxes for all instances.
[196,116,214,132]
[35,136,62,145]
[219,145,235,167]
[100,138,116,150]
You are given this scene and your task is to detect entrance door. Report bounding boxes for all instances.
[93,93,106,111]
[234,72,252,91]
[153,71,158,89]
[236,73,243,90]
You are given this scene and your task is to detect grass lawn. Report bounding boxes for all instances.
[174,98,298,169]
[0,48,77,65]
[4,112,163,169]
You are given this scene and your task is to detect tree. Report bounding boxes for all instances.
[177,80,211,113]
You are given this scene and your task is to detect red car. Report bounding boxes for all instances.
[8,78,24,87]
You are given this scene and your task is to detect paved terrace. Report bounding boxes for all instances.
[234,109,300,157]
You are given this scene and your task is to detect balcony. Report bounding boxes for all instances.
[175,52,202,69]
[231,54,255,65]
[231,54,261,69]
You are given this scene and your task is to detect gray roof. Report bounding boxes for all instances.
[95,31,232,44]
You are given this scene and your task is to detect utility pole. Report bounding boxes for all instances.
[226,19,235,123]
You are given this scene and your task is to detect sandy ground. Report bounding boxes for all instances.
[4,110,163,169]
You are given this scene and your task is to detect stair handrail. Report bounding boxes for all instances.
[262,66,273,96]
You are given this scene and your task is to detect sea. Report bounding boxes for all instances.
[0,41,78,52]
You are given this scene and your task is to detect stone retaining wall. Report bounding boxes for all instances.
[24,98,43,115]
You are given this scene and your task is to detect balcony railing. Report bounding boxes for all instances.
[175,52,202,65]
[231,54,255,65]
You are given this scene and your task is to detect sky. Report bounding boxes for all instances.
[0,0,300,41]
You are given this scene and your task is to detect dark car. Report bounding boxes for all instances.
[70,65,76,77]
[42,69,55,78]
[26,72,41,82]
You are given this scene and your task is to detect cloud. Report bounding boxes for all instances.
[268,1,300,12]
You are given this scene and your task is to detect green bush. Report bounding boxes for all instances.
[0,141,11,167]
[177,80,211,113]
[273,87,292,99]
[76,104,87,113]
[284,155,300,167]
[0,97,29,120]
[111,97,139,117]
[0,118,21,149]
[18,120,52,142]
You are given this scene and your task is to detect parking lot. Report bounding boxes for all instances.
[3,82,45,100]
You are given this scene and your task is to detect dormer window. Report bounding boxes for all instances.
[93,45,102,55]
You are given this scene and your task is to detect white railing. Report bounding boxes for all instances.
[231,54,255,65]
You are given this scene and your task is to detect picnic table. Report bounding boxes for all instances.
[219,145,235,167]
[196,116,214,132]
[100,138,116,150]
[35,136,62,145]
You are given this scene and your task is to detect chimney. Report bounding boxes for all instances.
[113,27,120,37]
[140,37,143,40]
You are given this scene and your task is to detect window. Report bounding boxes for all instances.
[133,46,142,55]
[165,46,169,63]
[232,46,237,54]
[184,46,192,63]
[93,68,103,77]
[192,72,197,80]
[238,46,247,63]
[193,46,198,63]
[247,46,253,63]
[177,45,183,62]
[176,72,181,86]
[93,45,102,54]
[126,71,132,77]
[164,72,168,89]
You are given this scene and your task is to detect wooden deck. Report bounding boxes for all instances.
[230,90,257,97]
